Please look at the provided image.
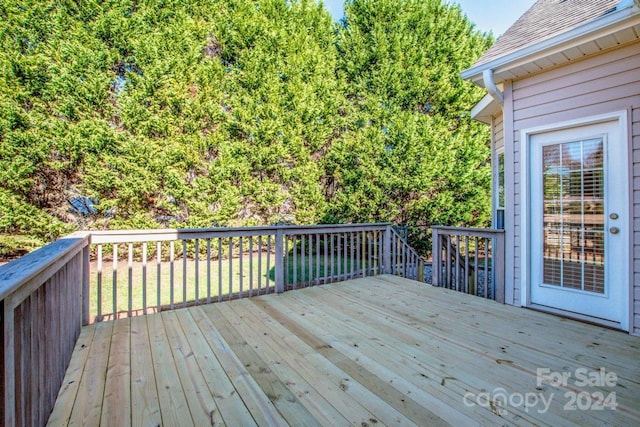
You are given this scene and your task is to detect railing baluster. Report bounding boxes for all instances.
[464,236,469,295]
[301,235,305,287]
[308,234,313,286]
[368,232,372,275]
[484,237,489,299]
[207,239,212,304]
[157,241,162,312]
[323,233,328,284]
[343,233,348,280]
[239,237,243,296]
[182,240,187,308]
[228,238,233,300]
[445,237,451,289]
[349,233,355,279]
[266,235,271,293]
[284,235,289,287]
[195,239,200,304]
[249,237,254,296]
[97,244,103,321]
[330,234,335,283]
[258,236,263,293]
[170,241,175,310]
[218,238,223,302]
[293,236,298,288]
[356,232,361,278]
[315,234,320,285]
[128,243,133,317]
[113,243,118,319]
[475,237,481,298]
[142,242,147,315]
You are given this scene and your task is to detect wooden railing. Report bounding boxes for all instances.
[0,232,91,427]
[432,226,505,303]
[389,227,425,282]
[87,223,415,322]
[0,222,422,425]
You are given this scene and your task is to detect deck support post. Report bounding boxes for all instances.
[2,299,15,427]
[432,229,441,287]
[494,234,505,303]
[275,228,284,293]
[82,244,91,326]
[383,225,392,274]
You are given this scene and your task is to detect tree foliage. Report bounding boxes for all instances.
[0,0,492,255]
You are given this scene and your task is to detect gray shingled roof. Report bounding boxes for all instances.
[472,0,622,67]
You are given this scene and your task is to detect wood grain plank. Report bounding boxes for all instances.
[161,310,224,426]
[101,318,132,427]
[130,315,161,427]
[197,305,319,427]
[68,321,113,426]
[192,305,288,427]
[217,301,399,426]
[47,324,97,425]
[174,309,257,426]
[146,311,193,426]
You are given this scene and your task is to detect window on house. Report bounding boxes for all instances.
[496,150,505,229]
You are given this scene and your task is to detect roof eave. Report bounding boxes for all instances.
[470,94,501,124]
[462,3,640,86]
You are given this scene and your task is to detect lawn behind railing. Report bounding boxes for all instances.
[88,223,421,322]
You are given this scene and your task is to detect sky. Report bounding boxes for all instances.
[323,0,535,36]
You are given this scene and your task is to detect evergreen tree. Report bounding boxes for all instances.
[326,0,493,250]
[0,0,492,255]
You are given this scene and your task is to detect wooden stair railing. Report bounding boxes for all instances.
[432,226,505,302]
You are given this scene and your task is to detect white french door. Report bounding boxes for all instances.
[530,120,628,325]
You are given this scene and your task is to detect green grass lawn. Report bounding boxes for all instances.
[89,251,379,320]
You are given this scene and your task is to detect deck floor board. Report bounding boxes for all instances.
[50,275,640,426]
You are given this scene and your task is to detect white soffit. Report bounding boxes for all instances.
[462,5,640,87]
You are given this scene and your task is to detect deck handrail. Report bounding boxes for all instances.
[0,223,426,425]
[432,226,505,303]
[0,232,91,426]
[86,223,401,322]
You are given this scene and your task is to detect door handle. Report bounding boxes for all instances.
[609,227,620,235]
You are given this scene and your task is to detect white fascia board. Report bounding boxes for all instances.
[470,94,500,124]
[461,4,640,85]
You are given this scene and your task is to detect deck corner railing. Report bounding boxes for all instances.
[432,226,505,303]
[0,231,91,426]
[87,223,407,322]
[0,222,428,425]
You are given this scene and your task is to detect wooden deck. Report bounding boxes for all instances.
[48,275,640,426]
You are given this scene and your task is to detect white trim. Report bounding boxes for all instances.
[520,110,630,331]
[462,5,640,84]
[471,94,501,124]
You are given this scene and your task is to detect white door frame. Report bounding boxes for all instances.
[519,110,630,331]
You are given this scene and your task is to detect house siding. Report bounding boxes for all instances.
[493,114,504,151]
[502,42,640,333]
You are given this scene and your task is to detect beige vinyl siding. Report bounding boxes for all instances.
[493,114,504,151]
[506,42,640,332]
[634,106,640,334]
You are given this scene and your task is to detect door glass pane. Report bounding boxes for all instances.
[542,139,605,293]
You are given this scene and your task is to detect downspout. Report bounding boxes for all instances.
[482,69,504,107]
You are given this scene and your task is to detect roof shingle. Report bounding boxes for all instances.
[472,0,622,67]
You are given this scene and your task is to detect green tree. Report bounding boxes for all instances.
[327,0,493,249]
[0,0,492,257]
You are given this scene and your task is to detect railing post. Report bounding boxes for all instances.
[417,259,425,283]
[82,244,90,326]
[494,233,505,303]
[432,228,440,287]
[3,299,15,426]
[275,228,285,293]
[383,225,392,274]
